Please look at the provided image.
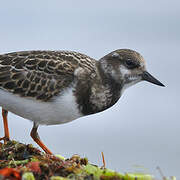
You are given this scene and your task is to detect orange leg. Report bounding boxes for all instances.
[30,123,52,154]
[0,109,10,143]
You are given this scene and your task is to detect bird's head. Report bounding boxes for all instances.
[99,49,165,91]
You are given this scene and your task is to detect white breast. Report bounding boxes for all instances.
[0,87,83,125]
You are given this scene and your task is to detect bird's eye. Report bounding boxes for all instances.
[125,59,137,69]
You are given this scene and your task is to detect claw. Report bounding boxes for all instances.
[0,136,10,143]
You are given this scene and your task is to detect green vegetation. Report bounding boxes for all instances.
[0,141,175,180]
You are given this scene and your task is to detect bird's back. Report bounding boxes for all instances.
[0,50,97,101]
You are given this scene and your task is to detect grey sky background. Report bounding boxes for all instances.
[0,0,179,178]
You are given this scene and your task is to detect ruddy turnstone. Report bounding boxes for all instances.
[0,49,164,154]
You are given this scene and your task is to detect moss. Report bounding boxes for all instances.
[56,155,66,161]
[84,164,124,179]
[50,176,69,180]
[22,172,35,180]
[124,173,153,180]
[0,141,176,180]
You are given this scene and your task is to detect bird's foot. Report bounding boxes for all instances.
[0,136,10,143]
[45,154,63,162]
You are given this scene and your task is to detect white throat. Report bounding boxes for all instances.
[120,65,141,94]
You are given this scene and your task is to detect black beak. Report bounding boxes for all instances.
[142,71,165,87]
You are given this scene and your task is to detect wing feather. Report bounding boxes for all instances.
[0,51,81,101]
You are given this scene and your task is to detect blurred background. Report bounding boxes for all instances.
[0,0,179,178]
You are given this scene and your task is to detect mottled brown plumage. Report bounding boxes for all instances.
[0,51,97,101]
[0,49,165,154]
